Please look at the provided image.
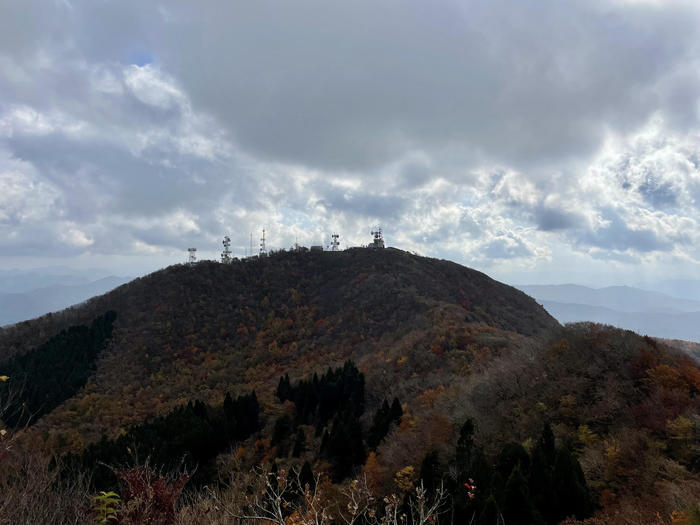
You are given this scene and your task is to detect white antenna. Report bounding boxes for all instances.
[221,235,232,263]
[250,233,253,258]
[259,228,267,256]
[187,247,197,264]
[331,233,340,251]
[369,227,385,249]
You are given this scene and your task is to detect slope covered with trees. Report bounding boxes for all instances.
[1,249,699,524]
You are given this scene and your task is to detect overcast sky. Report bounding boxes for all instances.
[1,0,699,286]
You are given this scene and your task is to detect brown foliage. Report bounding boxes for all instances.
[116,466,189,525]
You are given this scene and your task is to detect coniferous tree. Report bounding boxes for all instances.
[292,428,306,458]
[390,397,403,424]
[456,418,475,473]
[552,446,593,522]
[530,423,557,524]
[299,460,315,492]
[478,495,501,525]
[367,399,391,450]
[419,450,442,494]
[502,464,542,525]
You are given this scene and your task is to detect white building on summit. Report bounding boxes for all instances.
[369,228,385,249]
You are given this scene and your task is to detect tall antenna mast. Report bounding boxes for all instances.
[221,235,232,263]
[250,233,253,258]
[259,229,267,256]
[187,247,197,265]
[331,233,340,251]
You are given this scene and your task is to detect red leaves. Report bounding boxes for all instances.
[115,466,189,525]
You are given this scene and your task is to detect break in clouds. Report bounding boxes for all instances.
[1,0,700,282]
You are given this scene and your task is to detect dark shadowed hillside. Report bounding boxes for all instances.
[1,250,699,524]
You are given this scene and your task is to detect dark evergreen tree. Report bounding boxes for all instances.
[323,410,366,482]
[74,390,261,490]
[299,461,315,492]
[276,361,365,427]
[272,415,293,457]
[552,447,593,522]
[529,423,558,524]
[478,495,501,525]
[292,427,306,458]
[419,450,442,494]
[496,443,531,480]
[502,464,542,525]
[367,399,392,450]
[277,373,291,401]
[1,311,117,427]
[539,422,556,466]
[456,418,475,473]
[390,397,403,424]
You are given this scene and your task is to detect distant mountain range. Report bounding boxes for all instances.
[0,275,132,326]
[517,283,700,342]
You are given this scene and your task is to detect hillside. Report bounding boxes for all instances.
[1,249,700,524]
[0,248,557,443]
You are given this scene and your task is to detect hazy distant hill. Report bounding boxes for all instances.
[0,266,115,293]
[0,276,132,326]
[644,278,700,302]
[517,284,700,342]
[538,300,700,342]
[517,284,700,313]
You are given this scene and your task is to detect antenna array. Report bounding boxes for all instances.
[221,235,232,263]
[369,227,385,249]
[259,229,267,256]
[187,247,197,264]
[331,233,340,251]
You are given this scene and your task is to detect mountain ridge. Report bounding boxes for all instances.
[2,249,699,524]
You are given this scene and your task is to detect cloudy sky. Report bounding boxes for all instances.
[1,0,699,286]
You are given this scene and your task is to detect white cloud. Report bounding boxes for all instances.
[0,0,699,285]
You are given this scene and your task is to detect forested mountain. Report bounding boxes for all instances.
[1,249,699,524]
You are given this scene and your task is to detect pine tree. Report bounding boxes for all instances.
[478,495,501,525]
[419,450,442,494]
[552,447,593,522]
[502,464,542,525]
[456,419,475,473]
[292,427,306,458]
[390,397,403,424]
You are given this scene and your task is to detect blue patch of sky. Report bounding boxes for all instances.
[127,48,154,67]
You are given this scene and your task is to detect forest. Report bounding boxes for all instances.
[1,249,699,524]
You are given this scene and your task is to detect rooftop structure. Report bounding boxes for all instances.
[369,228,385,249]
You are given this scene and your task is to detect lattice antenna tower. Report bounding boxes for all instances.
[221,235,232,263]
[331,233,340,251]
[259,229,267,256]
[187,247,197,265]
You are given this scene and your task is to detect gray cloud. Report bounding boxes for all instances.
[0,0,700,283]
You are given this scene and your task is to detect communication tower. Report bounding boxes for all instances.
[187,247,197,264]
[259,229,267,256]
[331,233,340,251]
[369,227,385,249]
[221,235,232,263]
